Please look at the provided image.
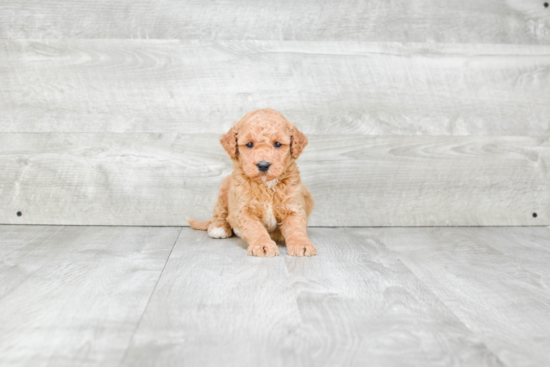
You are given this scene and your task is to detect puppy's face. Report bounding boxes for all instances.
[220,109,308,183]
[237,113,291,182]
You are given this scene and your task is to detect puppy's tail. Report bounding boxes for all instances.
[186,217,211,231]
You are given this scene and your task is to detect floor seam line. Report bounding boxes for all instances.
[117,226,183,367]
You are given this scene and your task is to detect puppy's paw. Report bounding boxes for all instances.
[247,242,279,257]
[208,224,232,239]
[287,241,317,257]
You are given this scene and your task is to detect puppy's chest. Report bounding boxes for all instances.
[260,203,278,232]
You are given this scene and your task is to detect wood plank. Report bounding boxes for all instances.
[0,225,180,367]
[0,133,547,226]
[375,227,550,367]
[280,228,504,366]
[122,227,503,366]
[2,226,548,366]
[0,225,67,298]
[455,227,550,285]
[0,0,548,44]
[120,227,303,367]
[2,40,550,135]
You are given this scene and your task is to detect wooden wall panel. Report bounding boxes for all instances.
[0,0,549,43]
[0,133,547,226]
[1,40,550,136]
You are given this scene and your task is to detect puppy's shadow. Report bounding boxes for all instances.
[231,237,248,251]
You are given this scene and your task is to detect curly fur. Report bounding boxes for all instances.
[188,108,316,257]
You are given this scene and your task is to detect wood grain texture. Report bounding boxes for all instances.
[0,0,549,43]
[0,133,547,226]
[0,225,66,299]
[2,40,550,135]
[121,227,302,367]
[2,226,548,366]
[282,228,504,366]
[122,227,503,367]
[469,227,550,283]
[375,227,550,367]
[0,225,181,367]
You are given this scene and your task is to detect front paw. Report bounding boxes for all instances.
[247,241,279,257]
[287,241,317,257]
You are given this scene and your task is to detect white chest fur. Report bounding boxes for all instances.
[265,178,278,189]
[263,203,277,232]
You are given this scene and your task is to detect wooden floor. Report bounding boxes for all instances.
[1,225,549,367]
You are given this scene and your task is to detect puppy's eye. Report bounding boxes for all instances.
[274,142,282,148]
[246,142,254,148]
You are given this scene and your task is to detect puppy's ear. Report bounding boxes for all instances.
[290,126,308,159]
[220,125,238,159]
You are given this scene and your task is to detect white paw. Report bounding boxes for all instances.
[208,227,228,239]
[233,228,242,238]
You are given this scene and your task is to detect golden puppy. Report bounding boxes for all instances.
[187,108,316,257]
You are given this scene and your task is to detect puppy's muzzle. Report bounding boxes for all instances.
[257,161,271,172]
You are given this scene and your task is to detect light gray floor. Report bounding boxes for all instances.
[1,226,549,367]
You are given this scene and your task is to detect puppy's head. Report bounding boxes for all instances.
[220,109,308,182]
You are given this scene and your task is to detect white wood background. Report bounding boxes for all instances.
[0,1,549,226]
[0,0,549,43]
[1,41,550,135]
[1,134,547,226]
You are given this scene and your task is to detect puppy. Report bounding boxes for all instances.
[187,108,317,257]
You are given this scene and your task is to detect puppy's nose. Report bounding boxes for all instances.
[257,161,271,172]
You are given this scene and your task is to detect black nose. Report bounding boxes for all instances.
[257,161,271,172]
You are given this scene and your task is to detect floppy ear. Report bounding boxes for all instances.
[220,125,238,159]
[290,126,308,159]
